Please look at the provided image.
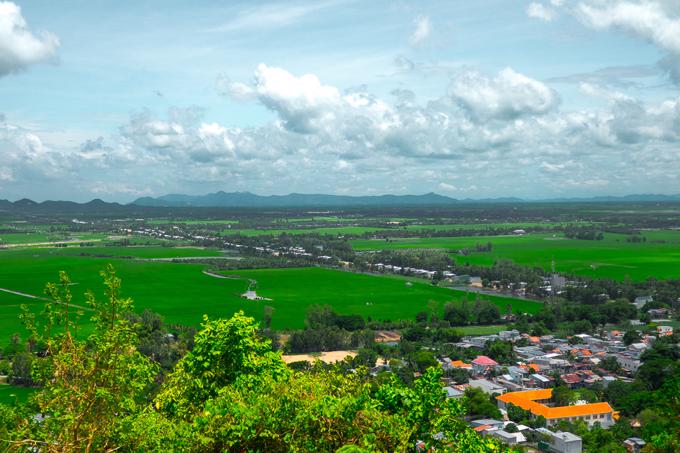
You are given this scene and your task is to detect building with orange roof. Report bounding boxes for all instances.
[496,389,614,428]
[450,360,472,369]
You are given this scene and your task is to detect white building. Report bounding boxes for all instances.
[537,428,582,453]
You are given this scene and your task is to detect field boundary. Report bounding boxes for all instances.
[0,287,93,311]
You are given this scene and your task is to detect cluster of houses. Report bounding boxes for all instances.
[123,226,188,241]
[425,326,675,452]
[368,262,456,280]
[124,226,341,262]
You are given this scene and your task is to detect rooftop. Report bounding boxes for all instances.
[497,389,613,419]
[472,355,499,366]
[450,360,472,368]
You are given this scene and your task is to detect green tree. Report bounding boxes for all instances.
[445,367,470,384]
[156,311,289,418]
[463,387,501,419]
[12,266,157,452]
[483,340,514,364]
[506,402,531,423]
[623,329,642,346]
[600,356,622,374]
[353,348,378,368]
[552,385,574,407]
[263,305,275,330]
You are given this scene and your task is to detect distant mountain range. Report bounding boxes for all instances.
[132,191,462,208]
[1,192,680,214]
[132,191,680,207]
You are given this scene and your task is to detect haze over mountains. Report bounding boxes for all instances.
[133,191,680,208]
[1,191,680,213]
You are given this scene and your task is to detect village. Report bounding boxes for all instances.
[376,322,675,453]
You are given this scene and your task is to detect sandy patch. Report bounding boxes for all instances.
[282,350,357,364]
[375,330,401,343]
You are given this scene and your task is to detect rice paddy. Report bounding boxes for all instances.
[351,232,680,281]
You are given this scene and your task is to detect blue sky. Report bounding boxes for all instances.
[1,0,679,201]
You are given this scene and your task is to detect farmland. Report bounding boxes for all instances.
[351,232,680,281]
[221,226,393,236]
[0,249,249,335]
[218,267,541,329]
[0,384,37,404]
[35,246,224,259]
[0,231,109,246]
[0,247,539,333]
[218,221,576,237]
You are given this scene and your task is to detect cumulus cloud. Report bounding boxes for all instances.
[574,1,680,54]
[5,63,680,200]
[450,67,559,120]
[108,66,680,197]
[410,15,432,46]
[0,1,59,77]
[527,2,556,21]
[547,1,680,85]
[119,107,244,164]
[0,120,71,185]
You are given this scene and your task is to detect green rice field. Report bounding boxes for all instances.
[222,226,392,236]
[219,221,593,237]
[33,246,224,259]
[0,232,108,245]
[146,219,239,225]
[0,248,539,334]
[351,231,680,281]
[0,385,37,404]
[0,233,57,244]
[219,267,540,328]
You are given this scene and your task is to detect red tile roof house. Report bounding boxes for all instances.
[561,373,583,389]
[472,355,499,375]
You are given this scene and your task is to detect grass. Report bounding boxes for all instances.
[0,233,56,244]
[0,290,46,337]
[455,325,507,335]
[219,221,598,237]
[222,226,392,236]
[351,232,680,281]
[0,247,540,332]
[220,267,540,329]
[0,385,37,404]
[33,246,223,259]
[146,219,239,225]
[0,232,109,246]
[401,222,585,232]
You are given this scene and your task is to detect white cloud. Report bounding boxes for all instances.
[548,1,680,84]
[0,166,13,182]
[250,63,344,133]
[450,67,559,120]
[578,82,632,102]
[210,1,341,32]
[410,15,432,46]
[0,120,71,183]
[216,75,255,100]
[527,2,556,21]
[575,1,680,54]
[6,63,680,200]
[0,1,59,76]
